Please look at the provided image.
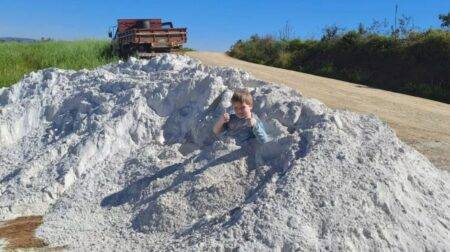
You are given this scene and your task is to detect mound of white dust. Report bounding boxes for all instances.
[0,54,449,251]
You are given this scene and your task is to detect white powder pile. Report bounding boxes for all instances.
[0,54,449,251]
[0,238,7,250]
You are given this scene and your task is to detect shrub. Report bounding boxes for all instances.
[227,29,450,103]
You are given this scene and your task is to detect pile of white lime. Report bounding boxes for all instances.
[0,54,448,251]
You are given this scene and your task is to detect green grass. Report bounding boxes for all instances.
[0,40,119,88]
[180,47,195,52]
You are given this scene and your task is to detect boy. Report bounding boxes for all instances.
[213,90,269,144]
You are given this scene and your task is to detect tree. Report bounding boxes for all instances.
[367,19,389,35]
[391,15,416,38]
[321,25,343,41]
[279,21,294,41]
[439,12,450,28]
[357,23,367,35]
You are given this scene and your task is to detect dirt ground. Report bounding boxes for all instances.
[0,216,63,251]
[187,51,450,172]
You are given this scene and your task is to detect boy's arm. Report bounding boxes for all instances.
[213,120,225,135]
[213,113,229,136]
[250,116,270,143]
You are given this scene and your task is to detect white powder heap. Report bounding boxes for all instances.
[0,54,449,251]
[0,239,7,250]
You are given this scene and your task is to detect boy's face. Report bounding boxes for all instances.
[232,101,252,118]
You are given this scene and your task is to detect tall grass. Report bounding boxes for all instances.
[0,40,118,88]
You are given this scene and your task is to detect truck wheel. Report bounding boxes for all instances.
[120,45,131,59]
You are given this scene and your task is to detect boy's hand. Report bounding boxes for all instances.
[243,105,252,119]
[221,112,230,124]
[243,107,255,127]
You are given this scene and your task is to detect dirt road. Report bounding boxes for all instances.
[187,51,450,171]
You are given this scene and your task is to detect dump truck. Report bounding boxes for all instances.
[109,19,187,58]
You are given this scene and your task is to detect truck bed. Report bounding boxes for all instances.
[117,28,187,48]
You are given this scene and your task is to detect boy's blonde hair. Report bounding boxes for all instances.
[231,90,253,107]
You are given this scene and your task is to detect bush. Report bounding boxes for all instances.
[227,29,450,103]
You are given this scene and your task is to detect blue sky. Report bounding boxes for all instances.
[1,0,449,51]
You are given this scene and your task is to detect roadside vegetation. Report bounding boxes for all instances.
[228,13,450,103]
[0,39,196,88]
[0,40,118,88]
